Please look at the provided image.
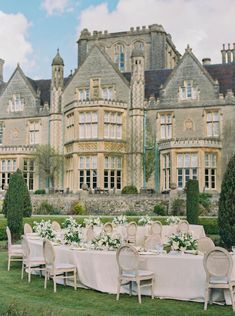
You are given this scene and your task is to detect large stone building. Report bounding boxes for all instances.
[0,24,235,194]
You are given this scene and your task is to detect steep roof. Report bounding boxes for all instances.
[205,63,235,96]
[123,63,235,99]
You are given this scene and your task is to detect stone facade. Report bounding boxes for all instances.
[0,25,235,196]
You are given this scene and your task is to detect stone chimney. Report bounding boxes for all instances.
[221,43,235,64]
[202,58,211,65]
[0,59,4,83]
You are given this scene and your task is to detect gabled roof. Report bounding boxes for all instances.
[65,44,130,90]
[205,63,235,96]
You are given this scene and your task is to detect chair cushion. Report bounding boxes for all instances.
[9,246,23,255]
[47,263,76,271]
[210,276,228,284]
[122,270,153,278]
[25,257,45,264]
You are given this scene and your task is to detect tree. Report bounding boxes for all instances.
[186,179,199,224]
[3,171,32,218]
[6,169,25,240]
[33,144,63,191]
[218,154,235,248]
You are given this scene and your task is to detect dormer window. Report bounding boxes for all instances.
[9,94,24,112]
[179,81,198,101]
[78,88,90,101]
[102,87,113,100]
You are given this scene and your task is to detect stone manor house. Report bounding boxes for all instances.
[0,24,235,194]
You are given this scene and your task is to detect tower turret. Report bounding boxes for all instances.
[51,49,64,90]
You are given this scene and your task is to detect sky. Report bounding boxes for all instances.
[0,0,234,81]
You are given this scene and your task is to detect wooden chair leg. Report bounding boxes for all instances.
[116,279,121,301]
[53,276,57,293]
[44,271,47,289]
[7,256,10,271]
[151,277,154,299]
[28,267,31,283]
[64,272,67,286]
[21,262,24,279]
[74,270,77,290]
[137,281,141,304]
[229,285,235,311]
[204,287,209,310]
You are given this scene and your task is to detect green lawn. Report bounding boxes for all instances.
[0,252,234,316]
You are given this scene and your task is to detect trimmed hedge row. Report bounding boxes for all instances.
[0,215,218,241]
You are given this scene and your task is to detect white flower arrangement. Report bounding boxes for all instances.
[138,215,152,226]
[168,232,197,251]
[112,215,128,225]
[166,216,180,225]
[62,216,79,229]
[33,220,56,240]
[92,233,121,250]
[84,216,101,227]
[64,225,82,244]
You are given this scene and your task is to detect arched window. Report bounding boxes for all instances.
[114,43,125,72]
[134,41,144,51]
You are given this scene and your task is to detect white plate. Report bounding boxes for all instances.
[184,250,197,255]
[139,251,155,255]
[71,247,86,251]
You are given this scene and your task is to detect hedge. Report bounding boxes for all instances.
[0,215,218,241]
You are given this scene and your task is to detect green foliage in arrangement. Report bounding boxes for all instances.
[121,185,138,194]
[5,170,25,240]
[186,179,199,224]
[218,154,235,247]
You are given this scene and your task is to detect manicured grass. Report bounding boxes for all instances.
[0,252,234,316]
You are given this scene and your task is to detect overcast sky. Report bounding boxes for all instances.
[0,0,234,80]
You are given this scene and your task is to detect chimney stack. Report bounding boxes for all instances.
[202,58,211,65]
[0,59,4,83]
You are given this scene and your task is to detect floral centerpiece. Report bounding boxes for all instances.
[64,225,82,244]
[138,215,152,226]
[92,233,121,250]
[33,220,56,240]
[112,215,127,225]
[62,216,79,229]
[166,216,180,225]
[168,232,197,252]
[84,216,101,227]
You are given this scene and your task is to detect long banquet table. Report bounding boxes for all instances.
[27,235,233,304]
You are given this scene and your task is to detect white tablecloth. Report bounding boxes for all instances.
[27,238,232,304]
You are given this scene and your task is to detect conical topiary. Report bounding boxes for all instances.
[218,154,235,248]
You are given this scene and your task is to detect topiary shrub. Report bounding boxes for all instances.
[186,179,199,224]
[121,185,138,194]
[153,203,166,216]
[5,169,25,240]
[218,154,235,248]
[34,189,46,195]
[70,201,86,215]
[198,192,212,215]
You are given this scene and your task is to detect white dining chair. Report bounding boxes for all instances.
[126,222,137,245]
[86,226,95,242]
[177,220,189,233]
[52,221,61,232]
[144,235,162,251]
[103,222,113,235]
[116,244,155,303]
[43,239,77,293]
[197,237,215,254]
[6,226,23,271]
[24,223,33,235]
[21,236,45,283]
[150,221,162,237]
[203,247,235,311]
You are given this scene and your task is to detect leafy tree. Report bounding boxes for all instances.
[186,179,199,224]
[33,144,63,191]
[6,169,25,240]
[218,154,235,247]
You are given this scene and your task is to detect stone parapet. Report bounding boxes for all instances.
[158,138,222,150]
